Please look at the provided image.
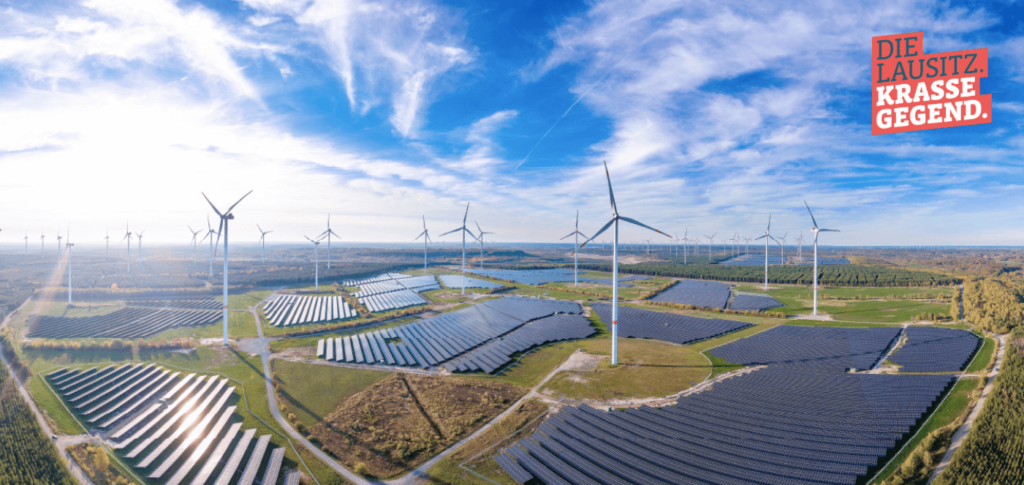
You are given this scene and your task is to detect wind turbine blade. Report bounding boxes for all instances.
[559,232,576,240]
[755,235,767,240]
[213,219,224,256]
[804,201,819,229]
[329,229,340,237]
[463,202,470,225]
[415,230,427,241]
[579,218,615,249]
[767,213,771,232]
[439,227,462,237]
[603,161,618,215]
[225,190,254,214]
[304,235,313,243]
[820,228,840,232]
[257,224,262,233]
[422,214,426,230]
[620,216,670,237]
[202,192,223,217]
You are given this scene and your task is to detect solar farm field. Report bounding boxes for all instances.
[888,327,980,372]
[438,274,505,289]
[710,325,901,371]
[590,303,751,345]
[316,297,586,372]
[27,307,221,339]
[343,272,435,313]
[650,279,732,309]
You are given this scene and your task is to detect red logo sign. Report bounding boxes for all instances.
[872,32,990,135]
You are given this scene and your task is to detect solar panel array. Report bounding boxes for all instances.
[649,279,732,309]
[126,297,222,310]
[710,325,902,372]
[467,268,649,287]
[730,293,785,312]
[46,365,284,485]
[27,308,220,339]
[590,303,751,345]
[342,272,437,313]
[262,294,355,326]
[317,297,583,371]
[438,274,505,289]
[495,366,956,485]
[442,314,596,373]
[889,327,980,373]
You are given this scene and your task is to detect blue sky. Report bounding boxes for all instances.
[0,0,1022,246]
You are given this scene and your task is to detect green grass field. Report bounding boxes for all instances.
[965,337,996,373]
[871,377,981,483]
[731,284,951,322]
[148,309,257,340]
[271,359,392,429]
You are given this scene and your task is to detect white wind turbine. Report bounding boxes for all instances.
[66,226,74,305]
[39,231,45,259]
[188,226,202,263]
[439,202,476,295]
[305,234,326,290]
[805,201,839,316]
[795,233,805,263]
[122,222,133,273]
[577,161,670,366]
[560,211,589,287]
[135,230,145,262]
[204,190,253,345]
[704,233,716,261]
[257,224,272,263]
[744,237,752,255]
[778,231,788,265]
[56,227,63,259]
[201,215,218,279]
[474,221,494,269]
[414,215,431,274]
[754,214,778,290]
[104,229,110,257]
[319,214,340,269]
[24,232,28,254]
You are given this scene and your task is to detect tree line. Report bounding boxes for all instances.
[0,363,75,485]
[962,277,1024,333]
[933,327,1024,484]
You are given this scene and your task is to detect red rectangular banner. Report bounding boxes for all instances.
[872,32,990,135]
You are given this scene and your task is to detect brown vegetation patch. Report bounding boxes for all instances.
[309,374,525,478]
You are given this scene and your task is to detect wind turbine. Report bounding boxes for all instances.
[744,237,752,255]
[135,231,145,262]
[39,232,45,259]
[754,214,778,290]
[795,233,805,262]
[319,214,340,269]
[257,224,272,263]
[24,232,28,254]
[66,226,74,305]
[122,222,133,273]
[474,221,494,270]
[704,233,716,261]
[104,229,110,257]
[778,232,788,265]
[56,227,63,259]
[560,211,589,287]
[414,215,431,274]
[805,201,839,316]
[305,234,325,290]
[201,215,218,279]
[189,226,202,263]
[439,202,476,295]
[204,190,253,346]
[577,161,670,366]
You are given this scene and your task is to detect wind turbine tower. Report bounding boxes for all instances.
[755,215,778,290]
[560,211,589,287]
[122,222,133,273]
[189,226,202,263]
[305,234,325,290]
[320,214,340,269]
[414,215,431,274]
[66,229,74,305]
[135,231,145,262]
[805,202,839,316]
[104,229,110,257]
[204,190,253,345]
[439,203,476,295]
[56,228,63,259]
[474,221,494,269]
[704,233,716,262]
[39,232,45,259]
[257,224,272,263]
[578,161,670,366]
[201,215,218,279]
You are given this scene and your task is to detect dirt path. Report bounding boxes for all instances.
[929,334,1006,483]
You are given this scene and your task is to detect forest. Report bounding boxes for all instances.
[962,277,1024,333]
[0,362,75,485]
[933,327,1024,484]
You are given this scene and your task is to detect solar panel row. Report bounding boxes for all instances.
[358,289,428,313]
[709,325,902,372]
[650,279,732,309]
[317,297,583,371]
[126,297,222,310]
[442,314,595,373]
[46,365,284,485]
[730,293,785,312]
[496,367,954,485]
[263,294,355,326]
[28,307,220,339]
[889,327,980,373]
[342,272,412,286]
[590,303,752,345]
